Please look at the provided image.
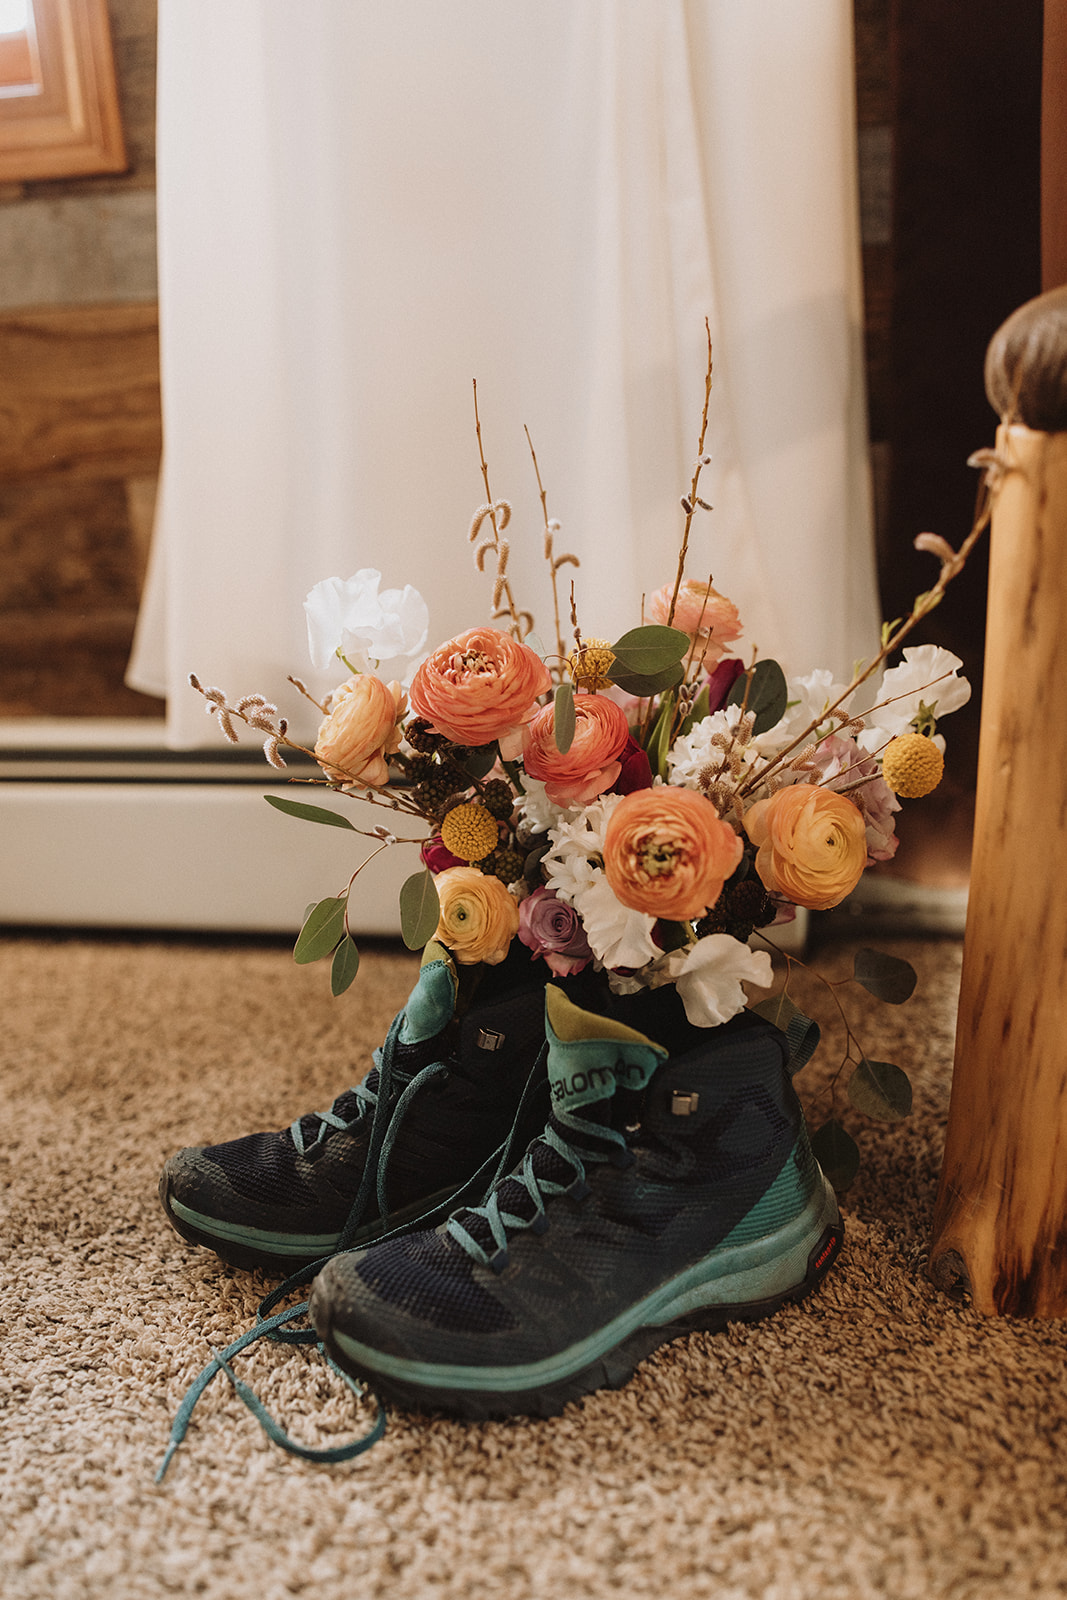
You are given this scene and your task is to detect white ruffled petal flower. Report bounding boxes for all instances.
[569,874,659,970]
[304,570,429,677]
[674,935,774,1027]
[857,645,971,752]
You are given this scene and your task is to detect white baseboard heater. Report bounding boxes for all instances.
[0,720,416,934]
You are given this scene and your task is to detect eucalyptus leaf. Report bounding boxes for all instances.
[810,1119,861,1192]
[848,1058,913,1122]
[610,625,691,674]
[265,795,357,830]
[853,948,918,1004]
[553,681,576,755]
[330,935,361,996]
[399,870,441,952]
[726,658,788,736]
[293,896,347,965]
[608,660,686,699]
[524,632,547,659]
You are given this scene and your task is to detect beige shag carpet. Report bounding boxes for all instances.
[2,931,1066,1600]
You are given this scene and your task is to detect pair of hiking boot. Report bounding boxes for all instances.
[160,945,842,1419]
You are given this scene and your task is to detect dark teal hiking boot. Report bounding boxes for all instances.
[159,942,549,1275]
[308,981,843,1417]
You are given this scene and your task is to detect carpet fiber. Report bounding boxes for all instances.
[2,932,1065,1600]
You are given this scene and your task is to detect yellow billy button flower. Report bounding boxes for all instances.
[440,801,500,863]
[567,638,615,692]
[881,732,945,798]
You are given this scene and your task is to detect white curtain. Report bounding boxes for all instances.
[130,0,878,747]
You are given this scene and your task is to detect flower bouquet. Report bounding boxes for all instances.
[193,355,983,1186]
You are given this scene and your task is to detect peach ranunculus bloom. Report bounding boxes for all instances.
[603,787,743,923]
[409,627,551,754]
[648,580,742,667]
[433,866,521,965]
[522,693,631,806]
[743,783,867,911]
[314,674,406,787]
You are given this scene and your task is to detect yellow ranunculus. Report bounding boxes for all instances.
[744,783,867,911]
[433,866,520,965]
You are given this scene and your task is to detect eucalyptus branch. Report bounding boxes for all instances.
[755,933,869,1116]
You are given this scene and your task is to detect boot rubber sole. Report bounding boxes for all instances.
[310,1172,844,1419]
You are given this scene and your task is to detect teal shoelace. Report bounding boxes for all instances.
[446,1097,632,1272]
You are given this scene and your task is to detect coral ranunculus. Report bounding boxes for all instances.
[648,580,742,666]
[602,787,743,922]
[522,693,631,805]
[314,674,406,787]
[743,783,867,910]
[409,627,551,754]
[433,866,521,965]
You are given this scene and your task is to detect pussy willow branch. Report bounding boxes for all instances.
[473,379,524,638]
[525,424,579,679]
[738,476,994,800]
[666,321,714,627]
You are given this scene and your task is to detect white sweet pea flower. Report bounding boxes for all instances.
[857,646,971,754]
[304,570,429,678]
[674,935,774,1027]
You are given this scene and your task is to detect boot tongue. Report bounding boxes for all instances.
[544,984,666,1119]
[398,941,458,1044]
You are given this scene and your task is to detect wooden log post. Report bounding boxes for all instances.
[928,288,1067,1314]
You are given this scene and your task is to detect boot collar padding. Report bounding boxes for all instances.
[399,944,458,1044]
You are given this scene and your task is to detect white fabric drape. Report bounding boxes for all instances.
[130,0,878,747]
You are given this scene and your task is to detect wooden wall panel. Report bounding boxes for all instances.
[0,303,161,478]
[0,300,163,717]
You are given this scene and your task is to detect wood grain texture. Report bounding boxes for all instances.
[929,424,1067,1315]
[0,302,161,479]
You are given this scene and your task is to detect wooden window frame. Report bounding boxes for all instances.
[0,0,126,181]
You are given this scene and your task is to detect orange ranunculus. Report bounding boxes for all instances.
[648,580,742,667]
[603,787,743,922]
[743,783,867,910]
[522,693,631,806]
[409,627,551,753]
[433,866,521,965]
[314,674,406,787]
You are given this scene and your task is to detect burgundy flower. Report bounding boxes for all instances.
[706,657,745,713]
[421,835,466,874]
[610,735,653,795]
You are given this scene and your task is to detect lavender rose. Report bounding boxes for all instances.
[517,887,594,977]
